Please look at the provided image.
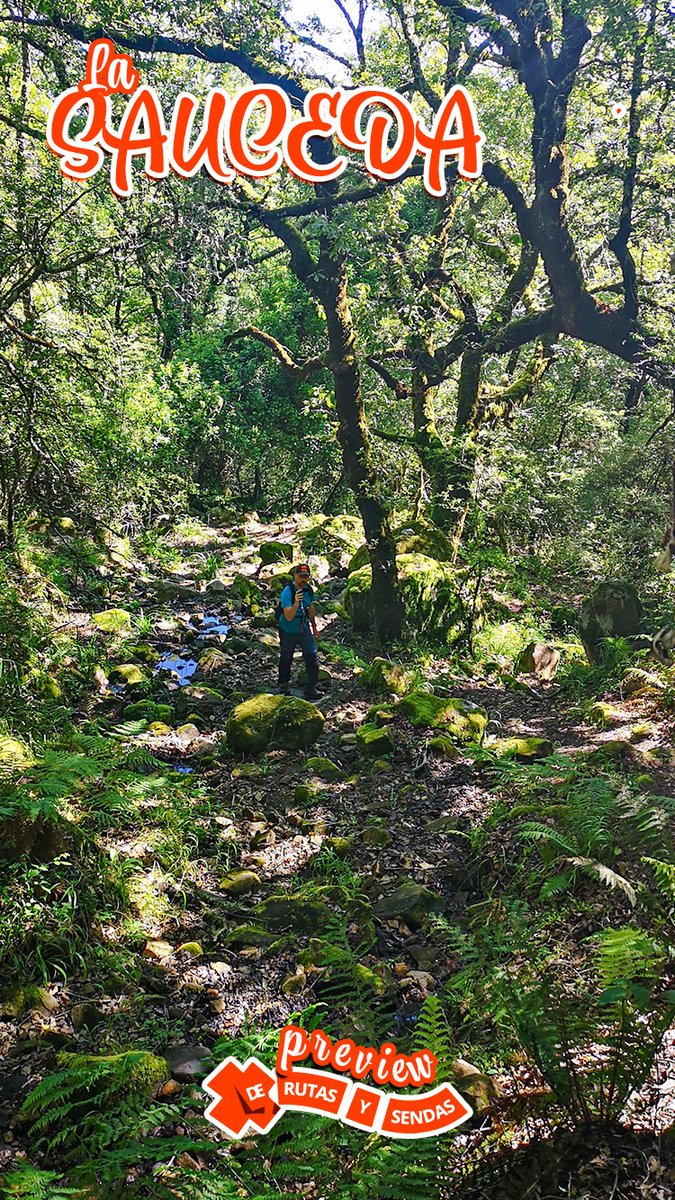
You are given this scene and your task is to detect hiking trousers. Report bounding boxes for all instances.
[278,625,319,693]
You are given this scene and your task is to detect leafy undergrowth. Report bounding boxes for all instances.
[1,516,674,1199]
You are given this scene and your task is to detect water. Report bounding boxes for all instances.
[154,652,198,685]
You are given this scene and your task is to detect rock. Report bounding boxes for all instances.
[157,1079,182,1099]
[259,541,295,565]
[281,969,307,995]
[344,553,469,641]
[149,580,202,603]
[349,519,454,572]
[143,939,173,960]
[255,895,333,933]
[370,758,393,775]
[428,736,460,761]
[360,824,392,847]
[300,515,364,573]
[127,643,160,666]
[228,574,262,610]
[621,668,664,697]
[356,723,395,757]
[177,685,224,715]
[366,704,395,726]
[394,693,487,744]
[305,756,345,781]
[124,700,172,722]
[205,578,227,593]
[71,1002,105,1031]
[92,608,132,633]
[358,657,415,697]
[218,869,261,896]
[324,836,352,858]
[108,663,149,688]
[0,734,33,769]
[226,694,325,753]
[176,942,203,957]
[224,925,278,949]
[225,636,250,654]
[491,736,553,761]
[198,648,229,675]
[374,880,445,929]
[579,581,643,663]
[514,642,560,680]
[175,723,201,744]
[586,701,625,728]
[231,763,265,780]
[165,1044,212,1083]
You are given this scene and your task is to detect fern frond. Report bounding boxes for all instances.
[564,857,637,905]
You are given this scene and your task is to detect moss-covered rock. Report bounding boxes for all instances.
[147,721,172,736]
[259,541,295,565]
[395,692,487,744]
[0,734,34,769]
[491,736,553,762]
[356,723,395,757]
[349,519,453,572]
[228,574,262,610]
[305,756,345,781]
[255,894,333,934]
[579,582,643,663]
[127,642,160,666]
[344,553,469,641]
[358,657,415,697]
[300,514,364,572]
[428,735,460,760]
[223,924,278,949]
[226,693,324,753]
[92,608,132,634]
[586,701,626,728]
[124,700,173,722]
[360,823,392,847]
[218,868,261,896]
[374,880,445,929]
[108,663,149,688]
[177,685,224,715]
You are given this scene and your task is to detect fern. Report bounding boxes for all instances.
[0,1165,86,1199]
[642,855,675,900]
[593,926,664,991]
[412,996,455,1082]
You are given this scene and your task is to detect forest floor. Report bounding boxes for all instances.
[1,513,674,1197]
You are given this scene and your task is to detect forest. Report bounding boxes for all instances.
[0,0,674,1196]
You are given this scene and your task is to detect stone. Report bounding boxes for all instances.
[218,868,261,896]
[324,836,352,858]
[304,756,345,781]
[226,694,324,753]
[300,515,364,573]
[428,736,460,760]
[224,925,278,949]
[359,657,415,697]
[344,553,469,642]
[92,608,132,634]
[147,721,172,736]
[0,734,33,769]
[360,824,392,847]
[108,663,148,688]
[205,578,227,593]
[395,693,487,744]
[165,1044,212,1083]
[355,723,395,757]
[176,941,203,957]
[143,939,173,960]
[259,541,295,565]
[281,970,307,995]
[127,643,160,666]
[71,1002,105,1031]
[579,581,643,663]
[514,642,560,680]
[228,574,262,609]
[231,763,265,780]
[175,723,201,744]
[149,580,202,603]
[491,736,554,761]
[587,701,626,728]
[373,881,445,929]
[349,519,454,572]
[177,685,224,715]
[255,894,333,933]
[198,648,229,675]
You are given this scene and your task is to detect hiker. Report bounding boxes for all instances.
[277,563,323,700]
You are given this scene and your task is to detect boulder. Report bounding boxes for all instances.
[579,582,643,663]
[108,663,149,688]
[343,553,469,642]
[0,734,33,769]
[300,515,364,572]
[586,701,625,728]
[305,756,345,781]
[164,1045,211,1083]
[228,574,262,610]
[255,894,333,933]
[177,685,224,715]
[355,723,395,757]
[218,868,261,896]
[514,642,560,680]
[394,692,487,744]
[491,736,553,761]
[349,519,453,572]
[259,541,295,565]
[374,881,445,929]
[226,694,324,753]
[126,643,160,666]
[358,657,415,697]
[92,608,132,634]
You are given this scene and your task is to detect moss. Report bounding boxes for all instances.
[108,663,149,688]
[177,685,224,714]
[259,541,295,565]
[428,735,460,760]
[344,553,470,642]
[0,734,34,769]
[395,692,487,743]
[226,693,325,753]
[305,756,345,780]
[223,925,278,949]
[349,519,453,571]
[229,574,262,608]
[586,701,625,728]
[219,868,261,896]
[124,700,172,721]
[355,723,395,757]
[255,894,333,933]
[359,657,415,697]
[373,880,445,929]
[491,736,553,761]
[301,514,364,571]
[92,608,132,634]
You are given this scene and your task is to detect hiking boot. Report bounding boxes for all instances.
[303,688,325,701]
